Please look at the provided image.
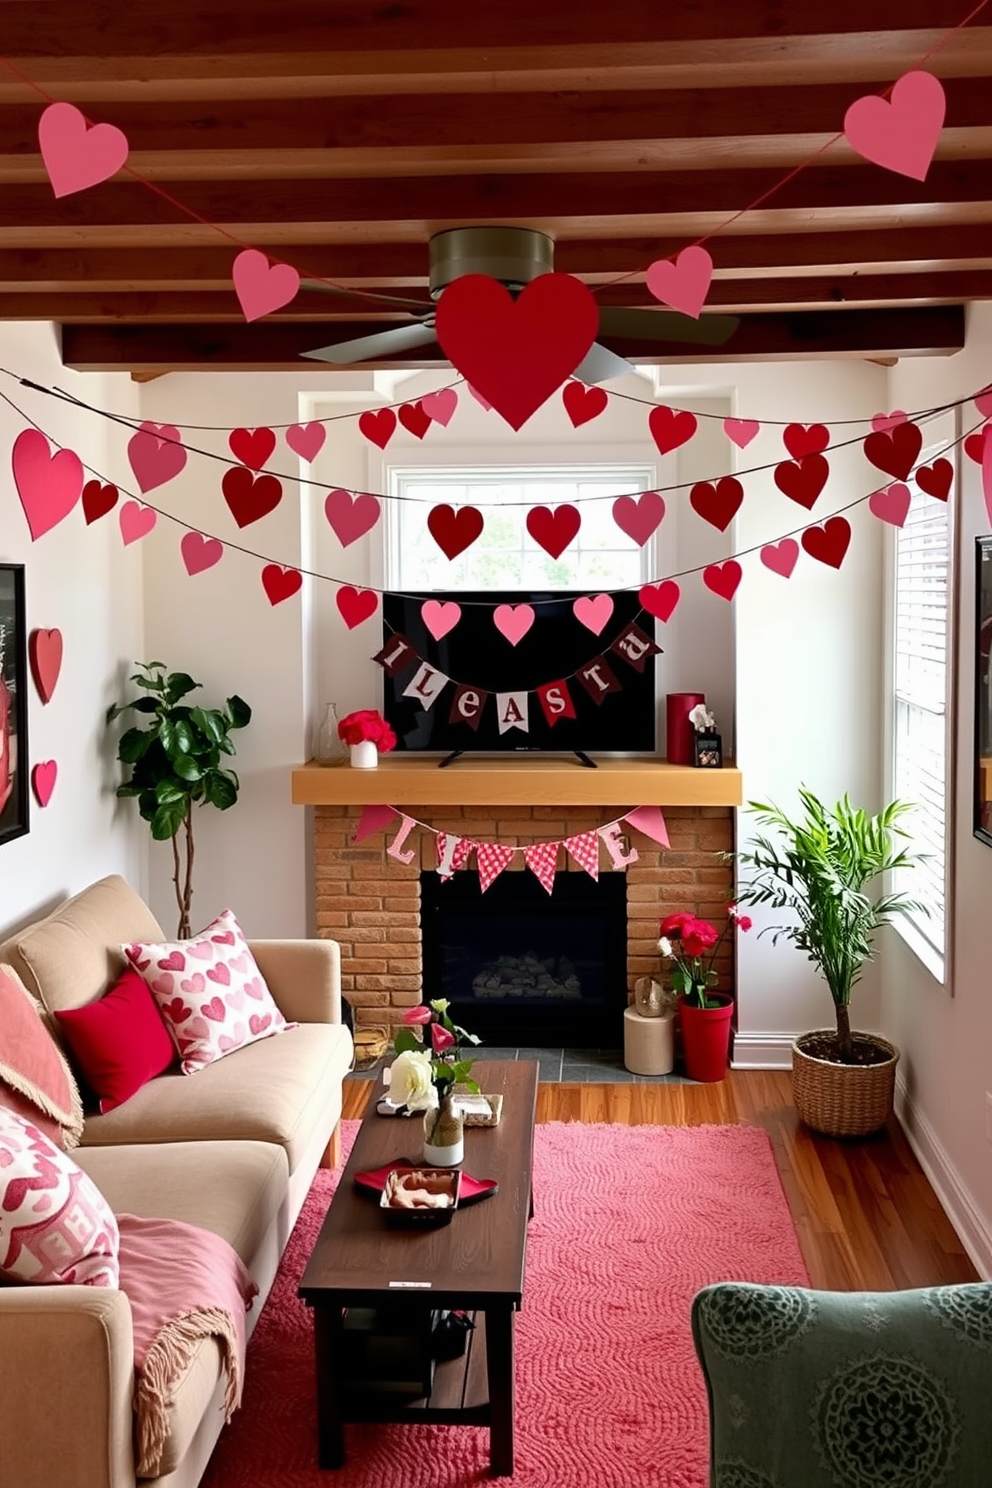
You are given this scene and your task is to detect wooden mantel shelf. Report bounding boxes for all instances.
[291,756,742,808]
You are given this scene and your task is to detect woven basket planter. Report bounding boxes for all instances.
[791,1030,900,1138]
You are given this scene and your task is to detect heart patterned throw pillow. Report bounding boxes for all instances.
[123,910,295,1075]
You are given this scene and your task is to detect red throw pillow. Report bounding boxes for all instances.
[55,968,177,1113]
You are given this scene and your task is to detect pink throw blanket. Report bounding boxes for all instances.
[116,1214,259,1477]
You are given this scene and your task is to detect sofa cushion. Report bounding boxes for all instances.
[0,1106,119,1287]
[76,1138,288,1477]
[124,908,294,1075]
[54,967,178,1113]
[0,963,84,1150]
[80,1022,352,1175]
[0,875,164,1016]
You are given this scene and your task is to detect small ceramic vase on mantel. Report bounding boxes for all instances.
[423,1092,464,1167]
[350,740,379,769]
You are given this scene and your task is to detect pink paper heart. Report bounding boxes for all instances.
[157,951,185,972]
[573,594,614,636]
[12,430,84,540]
[421,389,459,427]
[119,501,156,546]
[127,422,187,493]
[180,974,206,995]
[723,418,760,449]
[868,482,912,528]
[285,422,327,461]
[324,488,381,547]
[181,532,223,576]
[38,102,129,198]
[645,245,713,319]
[232,248,300,321]
[421,599,462,640]
[201,996,227,1022]
[31,761,57,808]
[187,941,215,960]
[226,988,246,1011]
[760,539,799,579]
[249,1013,272,1037]
[612,491,665,546]
[870,410,908,433]
[844,69,946,182]
[975,388,992,419]
[493,604,535,646]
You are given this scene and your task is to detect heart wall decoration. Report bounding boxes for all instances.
[324,489,381,548]
[12,430,84,540]
[31,761,57,808]
[612,491,665,546]
[127,422,187,494]
[28,629,63,704]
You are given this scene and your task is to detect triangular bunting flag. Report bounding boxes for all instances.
[354,803,399,842]
[623,805,670,848]
[436,832,476,881]
[476,841,514,892]
[564,830,600,881]
[524,841,559,895]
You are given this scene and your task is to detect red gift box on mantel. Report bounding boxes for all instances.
[666,692,705,765]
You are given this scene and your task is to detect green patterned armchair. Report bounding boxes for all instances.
[691,1281,992,1488]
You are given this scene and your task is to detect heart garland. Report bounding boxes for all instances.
[285,422,326,461]
[12,430,84,540]
[181,532,224,576]
[843,70,946,182]
[127,422,187,494]
[801,517,852,569]
[526,504,581,559]
[229,427,276,471]
[562,381,609,428]
[324,489,381,547]
[863,421,922,481]
[645,246,714,319]
[612,491,665,546]
[82,480,119,525]
[261,565,302,606]
[868,482,912,528]
[427,504,485,559]
[649,405,698,455]
[222,467,283,527]
[119,501,156,545]
[774,454,830,510]
[38,102,128,198]
[689,477,744,532]
[233,249,300,322]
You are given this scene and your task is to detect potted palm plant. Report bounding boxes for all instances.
[734,788,925,1137]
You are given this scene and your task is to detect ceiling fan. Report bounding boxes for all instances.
[300,227,739,383]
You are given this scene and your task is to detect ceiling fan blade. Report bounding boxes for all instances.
[302,321,438,365]
[301,280,433,313]
[598,307,740,346]
[573,342,638,385]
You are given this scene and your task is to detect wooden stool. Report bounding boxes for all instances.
[623,1005,675,1076]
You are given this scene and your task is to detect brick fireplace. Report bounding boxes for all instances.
[311,801,735,1043]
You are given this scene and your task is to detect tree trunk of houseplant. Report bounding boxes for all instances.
[170,805,194,938]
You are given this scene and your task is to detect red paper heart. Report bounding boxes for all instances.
[181,532,224,576]
[801,517,852,569]
[562,381,608,428]
[398,402,432,440]
[774,455,829,509]
[783,423,829,459]
[427,504,484,559]
[964,426,990,465]
[358,408,397,449]
[28,629,63,704]
[638,581,680,623]
[612,491,665,546]
[12,430,84,540]
[81,479,119,525]
[760,539,799,579]
[648,404,697,455]
[702,561,742,601]
[844,69,946,182]
[421,389,458,426]
[38,102,129,198]
[526,504,581,559]
[689,477,743,532]
[222,466,283,527]
[228,427,276,471]
[261,565,302,606]
[434,272,599,431]
[336,585,379,629]
[127,421,186,493]
[863,421,922,481]
[915,459,953,501]
[324,489,381,547]
[31,761,57,808]
[285,422,326,461]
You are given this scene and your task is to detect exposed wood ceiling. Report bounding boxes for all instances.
[2,0,991,373]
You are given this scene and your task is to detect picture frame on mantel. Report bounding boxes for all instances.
[0,564,28,847]
[975,538,992,846]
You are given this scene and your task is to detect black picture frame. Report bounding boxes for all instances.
[694,730,723,769]
[0,564,29,846]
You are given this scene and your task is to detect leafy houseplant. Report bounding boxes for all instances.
[734,789,924,1066]
[107,662,251,938]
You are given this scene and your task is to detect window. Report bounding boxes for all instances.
[385,465,657,592]
[890,416,954,973]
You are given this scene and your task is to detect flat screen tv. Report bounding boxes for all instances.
[380,589,657,755]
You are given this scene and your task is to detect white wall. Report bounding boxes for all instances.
[0,322,144,936]
[883,302,992,1273]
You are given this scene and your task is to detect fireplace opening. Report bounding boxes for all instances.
[420,869,628,1047]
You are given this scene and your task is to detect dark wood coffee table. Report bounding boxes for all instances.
[298,1059,538,1475]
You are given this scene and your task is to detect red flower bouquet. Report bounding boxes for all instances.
[337,708,396,752]
[658,905,751,1008]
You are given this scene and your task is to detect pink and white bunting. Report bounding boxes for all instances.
[476,841,515,893]
[523,841,560,895]
[564,830,601,881]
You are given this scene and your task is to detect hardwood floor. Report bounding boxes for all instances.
[342,1069,979,1292]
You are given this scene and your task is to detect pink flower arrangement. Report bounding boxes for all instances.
[658,905,751,1009]
[337,708,396,752]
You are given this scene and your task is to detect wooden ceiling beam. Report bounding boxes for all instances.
[58,306,966,373]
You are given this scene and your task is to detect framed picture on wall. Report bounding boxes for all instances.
[975,538,992,847]
[0,564,28,846]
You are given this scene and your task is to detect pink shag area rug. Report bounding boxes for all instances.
[202,1120,808,1488]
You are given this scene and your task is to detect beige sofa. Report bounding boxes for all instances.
[0,875,353,1488]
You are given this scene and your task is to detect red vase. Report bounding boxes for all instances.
[678,995,734,1082]
[666,692,705,765]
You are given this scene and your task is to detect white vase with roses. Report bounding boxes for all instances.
[389,999,480,1166]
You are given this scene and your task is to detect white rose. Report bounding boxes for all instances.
[658,936,673,956]
[388,1050,437,1110]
